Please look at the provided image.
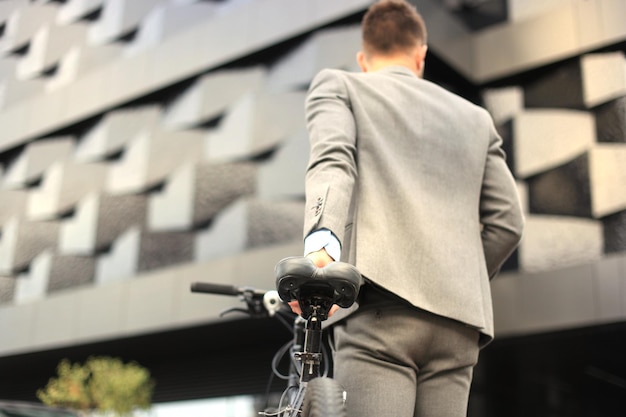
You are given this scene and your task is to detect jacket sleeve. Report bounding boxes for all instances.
[480,113,525,278]
[303,69,358,247]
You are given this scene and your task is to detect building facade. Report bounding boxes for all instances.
[1,0,625,415]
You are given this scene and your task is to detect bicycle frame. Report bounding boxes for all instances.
[279,312,326,416]
[191,256,360,417]
[190,283,328,417]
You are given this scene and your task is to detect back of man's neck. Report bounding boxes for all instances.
[366,56,420,76]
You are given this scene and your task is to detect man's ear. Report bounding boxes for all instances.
[356,51,368,73]
[415,44,428,76]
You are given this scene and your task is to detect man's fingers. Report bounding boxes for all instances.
[289,251,338,317]
[288,300,340,318]
[306,248,334,268]
[288,300,301,315]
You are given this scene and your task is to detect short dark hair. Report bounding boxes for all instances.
[361,0,427,56]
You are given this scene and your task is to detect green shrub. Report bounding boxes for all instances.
[37,356,154,416]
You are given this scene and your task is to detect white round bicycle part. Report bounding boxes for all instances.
[263,290,282,317]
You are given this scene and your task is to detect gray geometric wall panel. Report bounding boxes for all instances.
[147,163,195,232]
[194,199,248,262]
[205,91,306,161]
[192,162,258,228]
[589,144,626,218]
[594,96,626,143]
[163,67,266,130]
[148,161,257,231]
[518,215,603,273]
[137,230,194,272]
[88,0,160,45]
[94,226,140,286]
[0,190,27,224]
[0,70,45,110]
[257,129,308,199]
[267,25,361,90]
[482,86,524,125]
[11,249,95,300]
[94,194,147,251]
[59,193,147,255]
[46,254,96,293]
[0,3,57,54]
[524,52,626,109]
[74,105,161,162]
[13,251,53,304]
[56,0,106,25]
[603,211,626,253]
[425,0,626,84]
[526,153,592,218]
[27,161,107,220]
[1,136,74,189]
[0,276,16,303]
[580,52,626,108]
[524,59,586,109]
[247,199,304,249]
[16,23,88,80]
[0,218,59,276]
[512,109,595,179]
[106,129,204,194]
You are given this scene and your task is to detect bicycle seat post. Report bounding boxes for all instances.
[295,308,324,384]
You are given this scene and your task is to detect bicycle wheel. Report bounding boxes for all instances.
[301,377,346,417]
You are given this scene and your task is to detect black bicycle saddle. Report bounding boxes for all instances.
[275,257,363,320]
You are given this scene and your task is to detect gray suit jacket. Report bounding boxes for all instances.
[303,66,524,345]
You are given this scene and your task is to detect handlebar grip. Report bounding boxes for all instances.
[190,282,240,296]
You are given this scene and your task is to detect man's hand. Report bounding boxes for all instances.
[288,300,301,315]
[307,248,334,268]
[288,248,339,317]
[288,301,340,317]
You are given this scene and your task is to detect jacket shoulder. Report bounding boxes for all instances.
[310,68,360,85]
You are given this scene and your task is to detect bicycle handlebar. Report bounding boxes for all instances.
[190,281,284,317]
[190,282,265,297]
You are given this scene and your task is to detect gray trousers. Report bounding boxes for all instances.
[331,285,481,417]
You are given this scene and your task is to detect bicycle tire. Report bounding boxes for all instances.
[301,377,346,417]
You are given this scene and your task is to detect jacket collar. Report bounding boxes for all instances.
[377,65,418,78]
